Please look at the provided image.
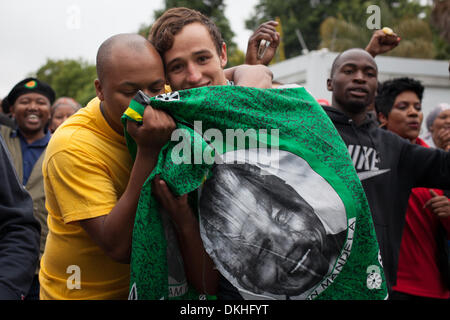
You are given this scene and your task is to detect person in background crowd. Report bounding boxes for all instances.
[0,77,55,300]
[376,77,450,300]
[422,103,450,151]
[324,48,450,293]
[0,98,16,129]
[0,133,40,300]
[49,97,81,133]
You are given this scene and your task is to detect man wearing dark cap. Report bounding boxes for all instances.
[0,77,55,300]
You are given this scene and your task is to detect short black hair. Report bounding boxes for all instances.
[375,77,424,118]
[330,52,344,78]
[329,48,375,78]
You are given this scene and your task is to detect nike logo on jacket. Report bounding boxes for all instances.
[357,169,391,181]
[347,144,391,180]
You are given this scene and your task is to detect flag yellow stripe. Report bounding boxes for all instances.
[124,107,143,122]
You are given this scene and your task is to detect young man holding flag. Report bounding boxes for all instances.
[122,7,387,300]
[40,31,273,300]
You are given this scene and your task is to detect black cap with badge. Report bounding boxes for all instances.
[3,77,55,113]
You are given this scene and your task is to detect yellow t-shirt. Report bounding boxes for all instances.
[39,97,133,300]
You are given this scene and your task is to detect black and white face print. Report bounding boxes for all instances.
[199,149,348,299]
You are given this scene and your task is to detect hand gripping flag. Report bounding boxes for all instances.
[122,86,387,300]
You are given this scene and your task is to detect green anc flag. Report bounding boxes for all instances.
[121,86,387,300]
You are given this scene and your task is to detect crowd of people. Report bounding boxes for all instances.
[0,7,449,301]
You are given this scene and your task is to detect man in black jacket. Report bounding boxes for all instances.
[0,134,40,299]
[325,48,450,293]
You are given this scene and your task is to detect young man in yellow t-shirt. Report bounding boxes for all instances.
[39,34,218,299]
[40,30,275,299]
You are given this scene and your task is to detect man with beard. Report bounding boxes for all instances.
[324,48,450,294]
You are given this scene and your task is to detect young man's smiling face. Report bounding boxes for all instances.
[163,22,228,91]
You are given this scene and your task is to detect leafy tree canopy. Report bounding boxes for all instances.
[32,58,97,107]
[246,0,449,60]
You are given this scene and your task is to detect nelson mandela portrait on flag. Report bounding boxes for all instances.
[199,149,348,299]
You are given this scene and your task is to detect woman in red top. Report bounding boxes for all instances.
[376,77,450,300]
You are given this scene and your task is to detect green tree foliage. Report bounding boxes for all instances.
[245,0,335,59]
[138,0,245,66]
[33,58,97,107]
[247,0,449,60]
[319,15,436,59]
[430,0,450,60]
[431,0,450,42]
[389,18,435,59]
[319,17,369,52]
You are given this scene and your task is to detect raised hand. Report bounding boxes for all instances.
[365,28,401,58]
[245,20,280,66]
[433,128,450,151]
[424,189,450,218]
